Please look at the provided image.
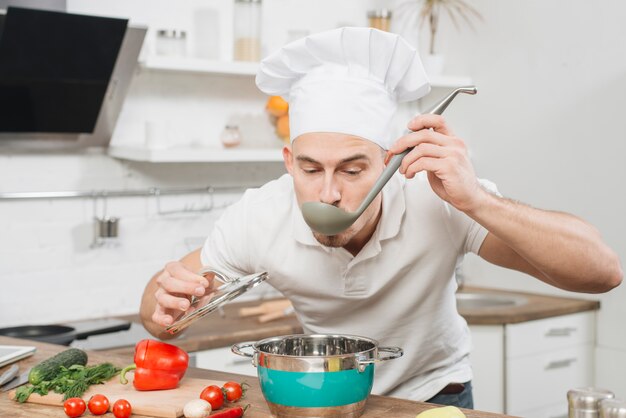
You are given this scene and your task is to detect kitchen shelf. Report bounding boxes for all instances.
[140,56,473,87]
[140,56,258,76]
[108,145,284,163]
[129,57,473,164]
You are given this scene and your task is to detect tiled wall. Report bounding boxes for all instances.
[0,153,285,327]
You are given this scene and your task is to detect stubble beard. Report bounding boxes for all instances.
[312,229,354,248]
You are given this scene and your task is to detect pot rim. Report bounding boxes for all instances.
[250,333,381,358]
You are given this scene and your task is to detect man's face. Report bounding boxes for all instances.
[284,132,386,247]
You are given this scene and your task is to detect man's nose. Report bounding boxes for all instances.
[319,173,341,206]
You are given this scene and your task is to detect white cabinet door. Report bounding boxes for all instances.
[513,401,569,418]
[506,344,593,415]
[469,325,505,414]
[506,312,595,358]
[193,346,257,377]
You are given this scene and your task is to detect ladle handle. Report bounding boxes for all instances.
[356,86,477,214]
[355,150,409,213]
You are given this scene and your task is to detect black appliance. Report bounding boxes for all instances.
[0,6,146,149]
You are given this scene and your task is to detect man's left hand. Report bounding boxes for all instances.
[388,114,485,213]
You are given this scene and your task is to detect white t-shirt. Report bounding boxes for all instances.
[201,172,493,401]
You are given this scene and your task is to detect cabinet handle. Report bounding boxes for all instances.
[545,327,577,337]
[231,357,254,365]
[545,358,577,370]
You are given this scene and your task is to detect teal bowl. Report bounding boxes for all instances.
[232,334,402,418]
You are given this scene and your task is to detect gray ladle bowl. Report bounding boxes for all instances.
[301,86,477,236]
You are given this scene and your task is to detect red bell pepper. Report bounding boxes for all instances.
[120,339,189,391]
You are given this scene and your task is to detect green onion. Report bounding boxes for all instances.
[15,362,120,403]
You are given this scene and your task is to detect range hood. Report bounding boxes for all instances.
[0,7,146,150]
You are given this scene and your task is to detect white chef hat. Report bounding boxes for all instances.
[256,27,430,149]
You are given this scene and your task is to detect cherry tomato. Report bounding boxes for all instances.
[63,397,86,418]
[200,384,224,410]
[222,381,244,402]
[87,394,110,415]
[112,399,132,418]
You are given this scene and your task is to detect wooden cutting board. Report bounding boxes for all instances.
[9,373,226,418]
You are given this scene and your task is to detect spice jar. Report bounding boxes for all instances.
[220,125,242,148]
[155,29,187,56]
[568,388,615,418]
[599,399,626,418]
[368,9,392,32]
[233,0,262,61]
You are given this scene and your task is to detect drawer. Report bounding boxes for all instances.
[506,344,593,414]
[193,346,257,377]
[513,401,569,418]
[506,311,595,358]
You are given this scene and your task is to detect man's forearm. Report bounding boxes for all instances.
[468,191,622,292]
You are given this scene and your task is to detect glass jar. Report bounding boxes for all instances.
[155,29,187,56]
[220,125,242,148]
[233,0,262,61]
[367,9,392,32]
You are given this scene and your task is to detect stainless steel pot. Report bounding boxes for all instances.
[232,334,402,418]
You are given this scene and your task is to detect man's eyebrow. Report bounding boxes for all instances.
[296,155,320,164]
[296,154,370,164]
[338,154,370,164]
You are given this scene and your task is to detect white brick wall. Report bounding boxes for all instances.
[0,153,285,327]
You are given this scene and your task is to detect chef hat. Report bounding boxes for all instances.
[256,27,430,149]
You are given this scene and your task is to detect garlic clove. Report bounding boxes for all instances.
[183,398,212,418]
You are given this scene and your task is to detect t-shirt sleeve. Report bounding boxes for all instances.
[200,192,253,279]
[462,178,501,254]
[441,178,500,255]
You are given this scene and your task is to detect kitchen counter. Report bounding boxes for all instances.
[455,286,599,325]
[0,336,513,418]
[103,287,599,356]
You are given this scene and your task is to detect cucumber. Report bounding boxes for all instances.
[28,348,88,385]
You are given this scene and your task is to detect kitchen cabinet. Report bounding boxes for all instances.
[193,345,257,377]
[469,325,505,412]
[471,311,595,416]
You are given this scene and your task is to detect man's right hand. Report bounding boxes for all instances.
[151,261,213,327]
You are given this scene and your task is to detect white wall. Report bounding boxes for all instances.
[436,0,626,397]
[1,0,624,397]
[0,155,285,327]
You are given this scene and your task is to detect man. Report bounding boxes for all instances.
[139,28,622,408]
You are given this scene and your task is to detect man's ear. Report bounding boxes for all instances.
[282,144,294,175]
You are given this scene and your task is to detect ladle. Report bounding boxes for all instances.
[301,86,478,235]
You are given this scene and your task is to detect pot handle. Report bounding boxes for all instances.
[359,346,404,365]
[231,341,256,358]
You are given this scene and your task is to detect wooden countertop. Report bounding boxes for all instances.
[0,336,513,418]
[110,300,304,357]
[106,287,599,356]
[455,286,600,325]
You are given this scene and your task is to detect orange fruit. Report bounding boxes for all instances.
[276,115,290,142]
[266,96,289,117]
